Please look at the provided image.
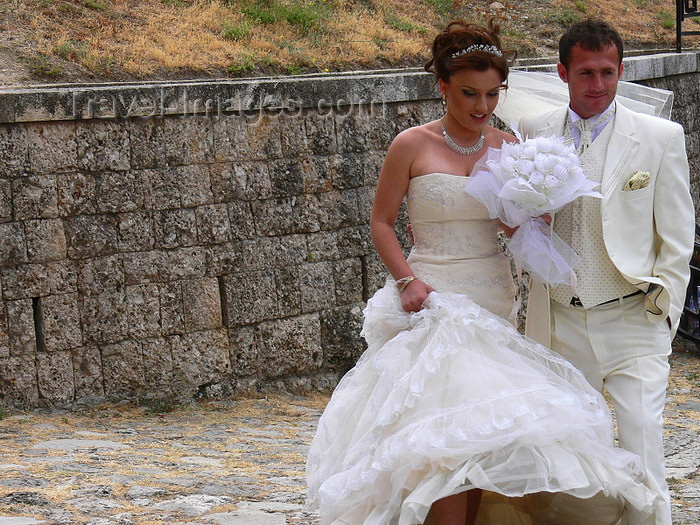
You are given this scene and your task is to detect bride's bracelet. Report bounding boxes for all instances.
[395,276,416,293]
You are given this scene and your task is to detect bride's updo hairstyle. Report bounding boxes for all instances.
[425,20,515,83]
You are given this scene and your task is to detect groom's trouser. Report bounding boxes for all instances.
[550,294,671,525]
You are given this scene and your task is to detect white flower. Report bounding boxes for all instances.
[516,159,535,176]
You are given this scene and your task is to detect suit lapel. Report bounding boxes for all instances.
[601,103,640,198]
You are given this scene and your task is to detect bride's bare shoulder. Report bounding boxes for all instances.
[391,121,440,148]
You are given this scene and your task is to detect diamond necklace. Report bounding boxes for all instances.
[441,119,485,156]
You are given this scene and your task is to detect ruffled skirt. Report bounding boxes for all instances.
[305,284,656,525]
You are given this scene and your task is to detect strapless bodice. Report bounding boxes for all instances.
[405,173,516,318]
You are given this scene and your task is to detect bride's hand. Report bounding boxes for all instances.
[400,279,434,313]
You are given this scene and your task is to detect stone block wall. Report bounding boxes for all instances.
[0,52,698,408]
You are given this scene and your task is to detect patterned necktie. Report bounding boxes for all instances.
[575,118,593,155]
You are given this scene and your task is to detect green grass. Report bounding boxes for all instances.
[658,9,674,30]
[53,40,87,60]
[28,53,63,77]
[385,14,427,33]
[83,0,106,10]
[574,1,587,13]
[550,7,580,26]
[240,0,330,32]
[222,21,253,40]
[424,0,453,17]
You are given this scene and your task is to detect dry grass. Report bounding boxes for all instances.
[0,0,697,85]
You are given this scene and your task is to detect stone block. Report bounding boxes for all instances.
[41,293,83,351]
[80,291,127,345]
[163,117,214,166]
[226,200,256,240]
[209,161,272,202]
[268,158,305,198]
[254,314,322,379]
[142,337,174,395]
[163,247,207,281]
[195,204,232,244]
[0,302,8,358]
[26,122,77,174]
[182,278,222,332]
[275,266,301,318]
[155,209,198,249]
[55,172,97,216]
[228,325,257,376]
[0,124,29,176]
[177,165,214,208]
[304,112,336,155]
[77,255,123,296]
[123,250,167,284]
[116,211,155,252]
[212,115,250,162]
[24,218,67,263]
[76,120,131,172]
[64,214,118,260]
[1,263,50,300]
[336,225,373,258]
[0,222,28,266]
[12,175,59,220]
[332,258,363,305]
[37,351,75,404]
[241,234,307,271]
[128,118,168,169]
[205,241,244,277]
[160,281,184,335]
[143,167,182,210]
[0,179,12,223]
[241,114,283,160]
[6,299,36,355]
[357,185,375,223]
[306,231,340,261]
[316,189,361,230]
[280,113,308,156]
[171,329,231,394]
[125,283,162,339]
[300,155,335,193]
[46,261,83,296]
[72,346,104,399]
[251,194,320,236]
[221,271,278,325]
[363,251,389,297]
[101,339,145,398]
[336,110,373,153]
[320,304,365,373]
[299,262,335,313]
[95,170,144,213]
[0,355,39,407]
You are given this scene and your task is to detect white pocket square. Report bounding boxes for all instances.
[622,170,650,191]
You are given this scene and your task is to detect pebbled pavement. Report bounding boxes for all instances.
[0,341,698,525]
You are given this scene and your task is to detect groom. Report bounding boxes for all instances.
[520,19,694,525]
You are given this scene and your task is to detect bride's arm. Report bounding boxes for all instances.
[370,130,434,312]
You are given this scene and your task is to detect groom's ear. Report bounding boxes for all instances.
[557,62,568,83]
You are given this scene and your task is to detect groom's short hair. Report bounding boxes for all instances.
[559,19,624,69]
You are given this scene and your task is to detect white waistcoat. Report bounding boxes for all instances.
[550,116,638,308]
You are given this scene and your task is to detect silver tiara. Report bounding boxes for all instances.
[451,44,503,59]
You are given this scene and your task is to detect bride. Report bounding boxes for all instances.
[305,20,656,525]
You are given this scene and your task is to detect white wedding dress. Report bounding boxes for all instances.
[305,173,656,525]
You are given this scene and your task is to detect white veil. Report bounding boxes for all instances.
[495,70,674,125]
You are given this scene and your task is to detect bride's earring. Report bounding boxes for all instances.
[441,93,447,108]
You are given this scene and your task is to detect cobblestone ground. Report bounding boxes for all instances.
[1,341,698,525]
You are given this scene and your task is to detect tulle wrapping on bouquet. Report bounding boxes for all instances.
[465,136,601,286]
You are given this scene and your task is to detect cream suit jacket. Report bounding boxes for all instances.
[519,102,694,346]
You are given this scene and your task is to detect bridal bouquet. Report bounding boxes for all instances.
[465,133,601,286]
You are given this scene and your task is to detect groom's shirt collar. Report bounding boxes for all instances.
[567,101,616,149]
